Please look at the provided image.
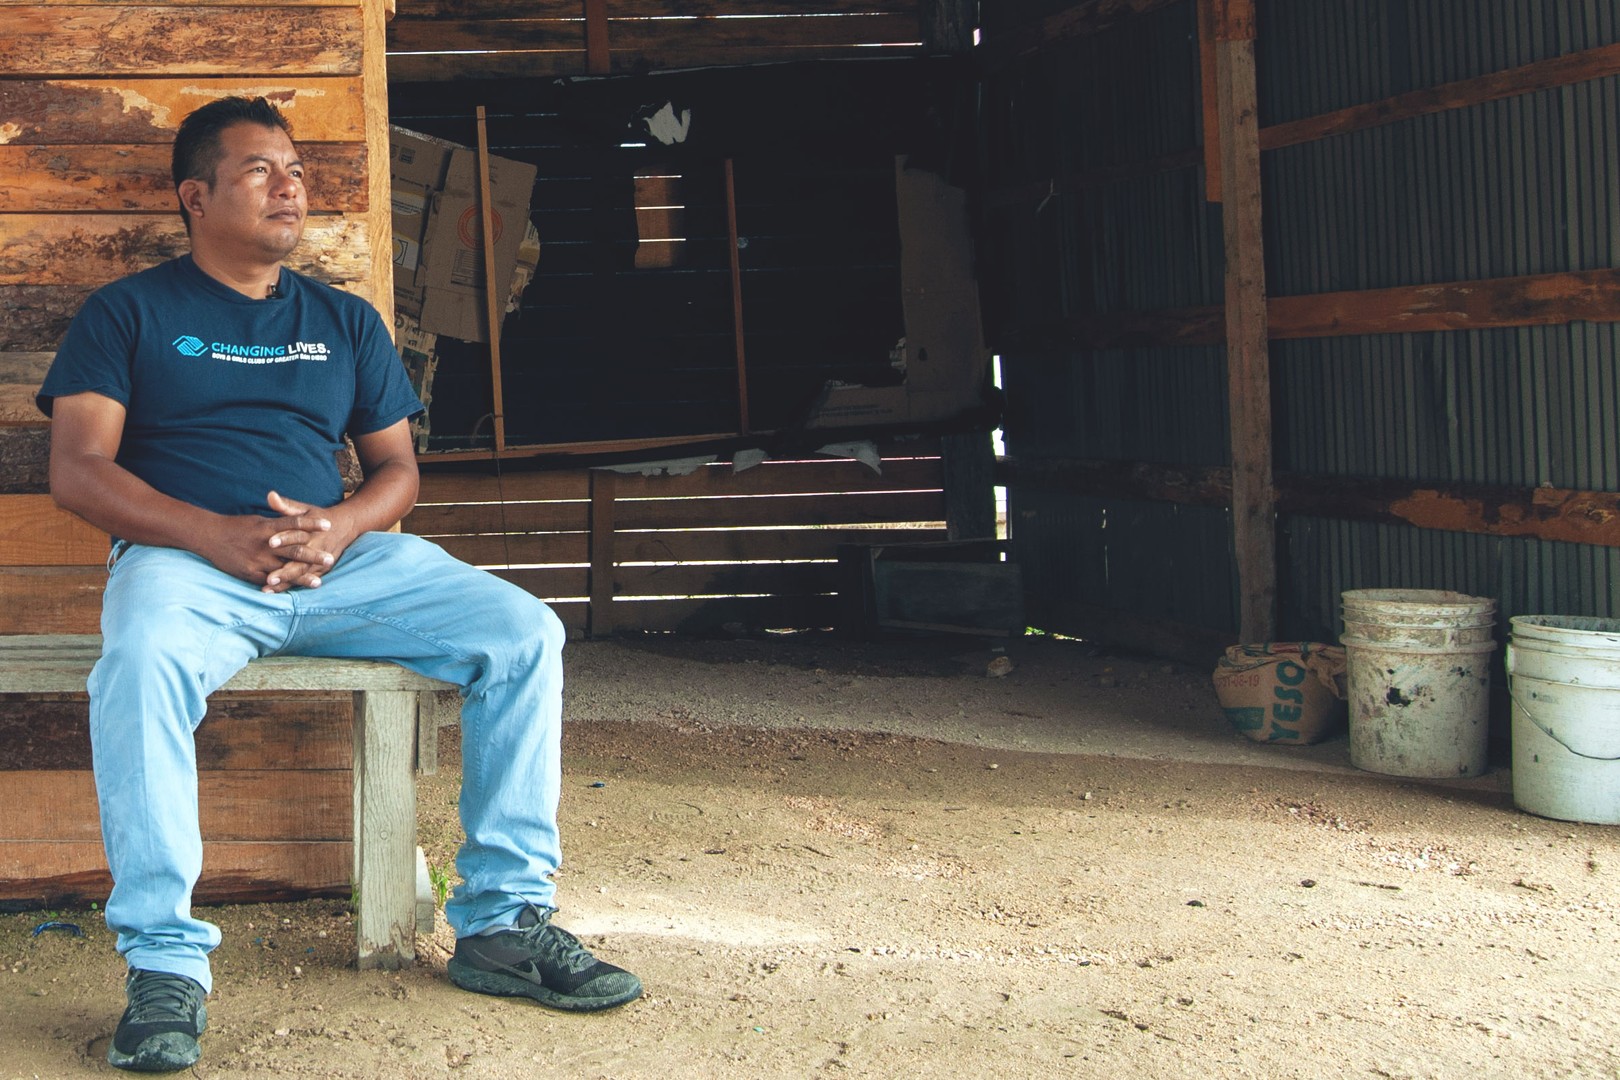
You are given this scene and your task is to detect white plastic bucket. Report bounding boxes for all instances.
[1341,589,1498,778]
[1505,615,1620,825]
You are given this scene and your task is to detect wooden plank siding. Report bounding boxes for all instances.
[386,0,926,81]
[402,447,948,635]
[0,0,391,907]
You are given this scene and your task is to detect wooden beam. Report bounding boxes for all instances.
[1004,456,1620,548]
[362,0,394,321]
[1001,269,1620,350]
[724,159,751,436]
[474,107,507,452]
[1214,2,1275,642]
[588,470,617,637]
[1263,40,1620,152]
[584,0,609,75]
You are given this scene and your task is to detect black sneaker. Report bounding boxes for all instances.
[448,905,642,1012]
[108,969,207,1073]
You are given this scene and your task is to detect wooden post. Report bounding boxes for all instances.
[588,470,617,637]
[584,0,610,75]
[474,107,508,453]
[1213,0,1276,642]
[362,0,394,325]
[723,159,751,435]
[352,689,418,969]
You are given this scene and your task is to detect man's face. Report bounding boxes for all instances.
[182,121,306,262]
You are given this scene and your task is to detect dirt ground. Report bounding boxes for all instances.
[4,633,1618,1079]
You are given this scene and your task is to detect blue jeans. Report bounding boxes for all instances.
[90,531,565,992]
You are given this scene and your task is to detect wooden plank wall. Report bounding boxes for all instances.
[0,694,355,909]
[387,0,927,81]
[0,0,393,906]
[404,443,949,636]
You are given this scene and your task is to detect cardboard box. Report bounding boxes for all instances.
[390,179,433,275]
[389,127,456,190]
[414,147,539,343]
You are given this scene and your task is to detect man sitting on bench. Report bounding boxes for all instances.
[36,95,641,1074]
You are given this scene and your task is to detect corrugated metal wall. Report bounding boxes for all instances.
[1264,0,1620,640]
[987,0,1620,647]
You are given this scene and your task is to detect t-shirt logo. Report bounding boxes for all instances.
[173,335,208,357]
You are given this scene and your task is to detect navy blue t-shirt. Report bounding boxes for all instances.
[38,257,424,519]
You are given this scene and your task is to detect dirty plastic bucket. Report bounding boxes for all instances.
[1505,616,1620,824]
[1340,589,1497,778]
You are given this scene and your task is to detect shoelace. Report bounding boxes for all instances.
[126,973,200,1022]
[511,913,598,975]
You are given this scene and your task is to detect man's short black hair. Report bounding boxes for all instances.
[171,96,294,231]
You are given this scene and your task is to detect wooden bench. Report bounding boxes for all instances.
[0,633,453,970]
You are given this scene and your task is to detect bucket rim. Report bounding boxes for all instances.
[1341,588,1497,612]
[1509,614,1620,638]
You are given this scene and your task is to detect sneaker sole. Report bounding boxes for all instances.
[107,1030,203,1073]
[448,957,643,1012]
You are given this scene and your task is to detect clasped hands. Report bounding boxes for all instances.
[208,490,353,593]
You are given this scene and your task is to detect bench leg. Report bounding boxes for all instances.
[353,689,418,969]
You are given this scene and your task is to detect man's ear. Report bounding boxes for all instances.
[178,178,209,220]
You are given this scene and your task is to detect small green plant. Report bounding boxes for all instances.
[429,862,451,908]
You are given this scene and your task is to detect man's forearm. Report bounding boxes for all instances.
[324,458,419,542]
[51,451,224,554]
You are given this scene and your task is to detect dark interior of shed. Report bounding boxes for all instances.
[388,57,986,457]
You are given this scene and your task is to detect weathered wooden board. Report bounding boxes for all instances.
[0,567,104,634]
[0,769,351,841]
[0,286,94,352]
[417,470,590,504]
[1263,41,1620,151]
[0,840,352,906]
[599,592,837,632]
[608,456,943,499]
[0,694,353,771]
[0,352,51,427]
[0,216,370,286]
[0,144,367,213]
[0,78,366,143]
[615,525,948,564]
[388,11,919,54]
[1,7,362,77]
[428,534,590,569]
[403,499,591,536]
[397,0,918,16]
[612,489,946,529]
[1008,269,1620,349]
[386,12,924,78]
[0,495,110,566]
[616,560,836,598]
[1007,456,1620,549]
